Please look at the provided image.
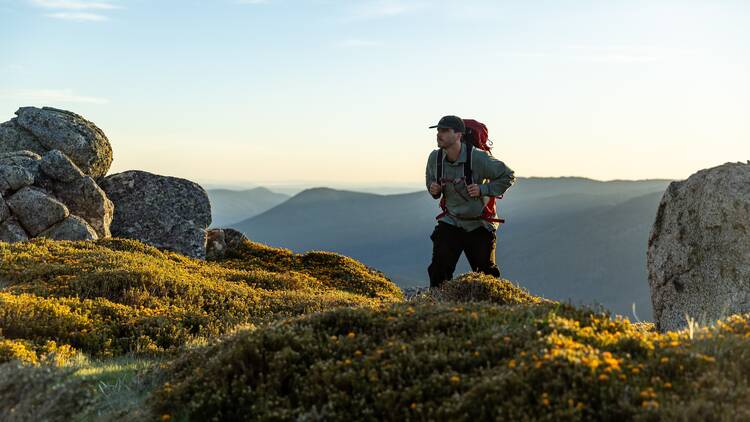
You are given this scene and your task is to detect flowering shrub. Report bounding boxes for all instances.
[4,237,750,420]
[152,296,750,421]
[0,237,402,362]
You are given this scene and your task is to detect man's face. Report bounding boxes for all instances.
[436,127,460,149]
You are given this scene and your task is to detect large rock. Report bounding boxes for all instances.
[0,164,34,196]
[0,120,45,152]
[0,107,113,179]
[5,187,69,236]
[37,150,113,238]
[38,215,98,241]
[0,195,10,223]
[0,150,42,171]
[100,170,212,259]
[648,161,750,332]
[0,149,113,242]
[0,216,29,243]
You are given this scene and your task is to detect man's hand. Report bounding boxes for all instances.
[467,183,481,197]
[429,182,442,196]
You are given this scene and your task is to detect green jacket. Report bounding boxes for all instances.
[425,142,515,232]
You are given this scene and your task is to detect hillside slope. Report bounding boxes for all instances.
[1,237,750,421]
[207,187,289,227]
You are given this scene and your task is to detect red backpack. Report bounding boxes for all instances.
[435,119,505,224]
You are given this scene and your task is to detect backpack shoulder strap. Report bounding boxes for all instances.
[436,149,444,182]
[463,142,473,184]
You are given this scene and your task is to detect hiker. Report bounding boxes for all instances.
[425,115,516,288]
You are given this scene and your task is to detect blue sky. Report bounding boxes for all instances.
[1,0,748,189]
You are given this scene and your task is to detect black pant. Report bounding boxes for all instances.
[427,221,501,288]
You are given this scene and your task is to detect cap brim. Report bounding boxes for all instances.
[428,124,448,129]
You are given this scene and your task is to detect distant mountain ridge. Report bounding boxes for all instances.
[226,176,673,319]
[207,187,289,227]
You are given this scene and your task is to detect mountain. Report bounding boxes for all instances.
[206,187,289,227]
[230,177,672,320]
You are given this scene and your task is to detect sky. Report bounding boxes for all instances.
[1,0,748,190]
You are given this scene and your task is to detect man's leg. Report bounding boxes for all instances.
[463,227,501,278]
[427,221,465,288]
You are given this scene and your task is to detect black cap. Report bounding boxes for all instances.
[429,115,465,133]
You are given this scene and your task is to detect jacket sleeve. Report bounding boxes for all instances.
[476,151,516,197]
[426,150,441,199]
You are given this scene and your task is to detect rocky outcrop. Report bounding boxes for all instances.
[100,170,212,259]
[5,187,70,237]
[0,105,214,259]
[648,161,750,332]
[36,150,113,238]
[39,215,98,241]
[0,216,28,242]
[0,107,113,179]
[0,149,111,242]
[206,228,249,260]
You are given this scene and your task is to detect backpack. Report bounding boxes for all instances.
[435,119,505,224]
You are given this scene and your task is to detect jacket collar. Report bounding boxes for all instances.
[444,142,467,164]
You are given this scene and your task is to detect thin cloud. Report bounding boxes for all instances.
[494,45,702,64]
[235,0,269,4]
[497,51,659,64]
[347,0,428,19]
[564,45,701,63]
[1,64,26,73]
[338,39,383,48]
[31,0,120,10]
[30,0,120,21]
[46,11,108,20]
[0,89,109,104]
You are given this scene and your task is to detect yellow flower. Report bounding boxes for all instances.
[354,350,363,357]
[347,332,356,338]
[450,375,461,384]
[540,392,549,406]
[641,400,659,409]
[161,415,172,421]
[410,402,417,410]
[660,357,669,364]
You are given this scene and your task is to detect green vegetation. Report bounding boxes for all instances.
[0,238,401,360]
[2,237,750,421]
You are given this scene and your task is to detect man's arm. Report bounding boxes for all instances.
[476,151,516,197]
[426,150,441,199]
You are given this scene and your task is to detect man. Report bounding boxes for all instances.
[425,115,516,288]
